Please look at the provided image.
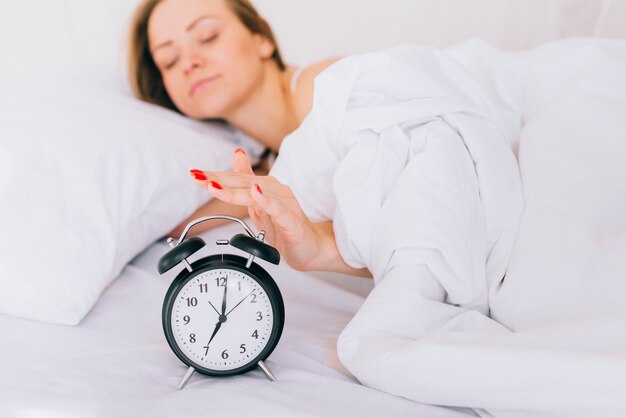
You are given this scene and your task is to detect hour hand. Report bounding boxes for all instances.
[208,320,222,346]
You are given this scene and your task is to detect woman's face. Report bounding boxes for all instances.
[148,0,275,119]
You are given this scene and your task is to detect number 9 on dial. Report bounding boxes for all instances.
[158,216,284,389]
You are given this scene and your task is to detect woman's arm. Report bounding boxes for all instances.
[189,151,372,278]
[312,221,372,278]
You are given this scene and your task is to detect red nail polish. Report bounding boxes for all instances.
[235,147,246,155]
[192,172,207,181]
[211,181,223,190]
[256,184,263,195]
[190,169,203,173]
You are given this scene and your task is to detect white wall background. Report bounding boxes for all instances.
[252,0,626,66]
[0,0,625,88]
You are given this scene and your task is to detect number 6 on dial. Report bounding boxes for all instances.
[157,215,284,390]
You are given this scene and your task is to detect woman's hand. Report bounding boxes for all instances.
[190,148,327,272]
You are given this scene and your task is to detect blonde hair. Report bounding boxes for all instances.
[128,0,286,113]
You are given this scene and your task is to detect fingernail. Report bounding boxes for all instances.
[210,181,223,190]
[256,184,263,195]
[190,169,203,174]
[235,147,246,155]
[192,172,207,181]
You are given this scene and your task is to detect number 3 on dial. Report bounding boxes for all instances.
[158,222,283,390]
[161,254,284,384]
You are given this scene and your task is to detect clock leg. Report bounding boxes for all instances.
[257,360,277,382]
[178,366,196,390]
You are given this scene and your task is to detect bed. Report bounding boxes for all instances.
[0,221,478,418]
[1,1,625,417]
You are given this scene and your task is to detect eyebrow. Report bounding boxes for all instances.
[151,15,219,53]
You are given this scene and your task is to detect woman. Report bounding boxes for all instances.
[128,0,523,279]
[129,0,366,277]
[128,0,531,411]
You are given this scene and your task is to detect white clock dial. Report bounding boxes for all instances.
[171,268,274,371]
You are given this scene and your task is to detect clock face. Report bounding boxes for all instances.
[169,266,275,372]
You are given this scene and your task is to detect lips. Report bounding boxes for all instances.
[189,75,220,96]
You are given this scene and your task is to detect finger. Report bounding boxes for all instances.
[205,177,294,202]
[207,181,284,206]
[190,170,209,186]
[207,183,255,206]
[248,205,264,228]
[190,170,255,192]
[233,148,254,175]
[250,205,277,246]
[251,183,303,235]
[190,168,252,186]
[195,171,255,189]
[190,170,285,192]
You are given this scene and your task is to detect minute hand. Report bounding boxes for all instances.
[220,278,228,316]
[226,289,256,317]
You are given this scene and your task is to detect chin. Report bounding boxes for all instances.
[178,106,218,120]
[184,98,231,121]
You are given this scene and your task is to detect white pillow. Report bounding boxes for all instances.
[0,70,258,326]
[489,39,626,330]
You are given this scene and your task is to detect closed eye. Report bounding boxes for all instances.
[201,34,218,44]
[161,35,217,70]
[165,59,179,70]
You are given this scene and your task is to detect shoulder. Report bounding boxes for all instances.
[299,56,343,81]
[292,56,343,122]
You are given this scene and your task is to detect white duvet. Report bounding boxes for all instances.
[269,38,626,417]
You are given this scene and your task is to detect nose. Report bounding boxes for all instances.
[180,48,206,76]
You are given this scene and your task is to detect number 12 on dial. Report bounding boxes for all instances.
[158,217,283,390]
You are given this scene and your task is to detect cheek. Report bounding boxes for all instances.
[218,41,265,94]
[162,72,210,118]
[216,33,261,71]
[162,73,194,112]
[162,74,182,101]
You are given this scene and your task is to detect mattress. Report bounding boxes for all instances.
[0,221,477,418]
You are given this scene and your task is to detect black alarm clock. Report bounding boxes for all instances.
[157,215,284,390]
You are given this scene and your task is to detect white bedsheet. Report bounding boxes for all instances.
[270,41,525,412]
[269,39,626,417]
[0,222,477,418]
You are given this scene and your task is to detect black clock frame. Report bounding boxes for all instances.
[162,253,285,377]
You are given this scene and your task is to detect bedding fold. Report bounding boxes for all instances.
[269,41,626,416]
